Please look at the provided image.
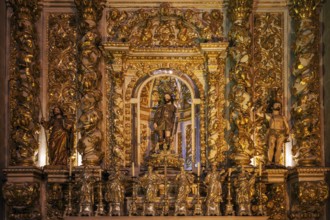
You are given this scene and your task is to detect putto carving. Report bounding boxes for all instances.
[107,3,223,47]
[8,0,41,166]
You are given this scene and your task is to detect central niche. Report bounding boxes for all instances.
[133,70,201,170]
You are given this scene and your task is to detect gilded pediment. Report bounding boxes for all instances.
[107,3,223,47]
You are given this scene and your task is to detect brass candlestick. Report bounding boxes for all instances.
[95,175,105,216]
[162,155,169,216]
[64,176,73,217]
[225,169,235,216]
[256,175,266,216]
[193,175,203,215]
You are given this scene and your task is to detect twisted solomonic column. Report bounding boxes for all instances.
[227,0,254,166]
[75,0,106,166]
[290,0,322,166]
[8,0,41,166]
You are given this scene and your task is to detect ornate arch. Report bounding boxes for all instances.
[128,68,205,166]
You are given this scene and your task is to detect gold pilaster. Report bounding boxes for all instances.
[290,0,322,166]
[202,43,227,164]
[227,0,254,166]
[75,0,106,166]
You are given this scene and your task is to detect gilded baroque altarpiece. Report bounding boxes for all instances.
[2,0,329,219]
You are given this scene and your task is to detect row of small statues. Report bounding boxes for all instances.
[71,164,259,217]
[41,99,289,168]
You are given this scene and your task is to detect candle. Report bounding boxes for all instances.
[132,162,135,177]
[259,157,262,176]
[197,162,200,177]
[69,157,72,177]
[228,168,232,177]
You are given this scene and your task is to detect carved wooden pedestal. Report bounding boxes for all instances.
[44,167,70,220]
[3,167,43,220]
[288,167,329,220]
[263,169,288,219]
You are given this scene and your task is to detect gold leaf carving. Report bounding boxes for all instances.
[227,0,254,165]
[107,3,223,47]
[9,0,41,166]
[290,0,322,166]
[253,13,284,161]
[48,13,78,119]
[75,0,106,166]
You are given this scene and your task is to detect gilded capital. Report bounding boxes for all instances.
[227,0,253,23]
[290,0,321,20]
[8,0,40,21]
[75,0,105,24]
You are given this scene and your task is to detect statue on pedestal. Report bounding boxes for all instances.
[204,163,225,216]
[79,172,96,216]
[234,168,255,216]
[174,165,194,216]
[153,93,177,153]
[140,166,161,216]
[267,101,290,166]
[105,169,125,216]
[41,106,74,166]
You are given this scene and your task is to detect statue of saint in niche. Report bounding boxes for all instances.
[267,101,290,166]
[153,93,177,152]
[41,106,74,166]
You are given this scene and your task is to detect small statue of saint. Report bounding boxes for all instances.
[140,166,160,203]
[267,101,290,166]
[140,166,161,216]
[41,106,74,166]
[79,172,96,216]
[175,165,194,216]
[153,93,177,152]
[234,168,255,216]
[204,163,225,216]
[106,168,125,216]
